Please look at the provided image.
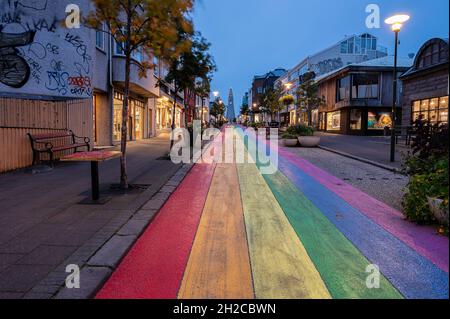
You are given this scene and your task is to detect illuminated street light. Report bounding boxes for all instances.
[284,82,293,90]
[385,14,410,163]
[213,91,219,98]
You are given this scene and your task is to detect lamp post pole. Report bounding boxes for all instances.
[385,13,410,162]
[390,30,399,163]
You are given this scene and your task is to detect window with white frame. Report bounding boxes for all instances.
[96,23,105,50]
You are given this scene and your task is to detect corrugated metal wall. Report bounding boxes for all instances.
[0,97,93,173]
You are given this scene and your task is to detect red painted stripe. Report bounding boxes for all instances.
[96,162,216,299]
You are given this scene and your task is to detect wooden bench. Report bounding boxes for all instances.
[28,130,91,166]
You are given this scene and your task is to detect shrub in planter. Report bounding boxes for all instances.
[286,124,314,137]
[402,122,449,233]
[282,133,299,147]
[402,157,449,225]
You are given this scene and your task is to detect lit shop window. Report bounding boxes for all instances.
[327,111,341,130]
[412,96,448,124]
[350,109,362,130]
[368,112,392,130]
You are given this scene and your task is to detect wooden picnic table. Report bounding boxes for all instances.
[61,151,122,203]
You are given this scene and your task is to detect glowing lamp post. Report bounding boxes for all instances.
[385,14,410,162]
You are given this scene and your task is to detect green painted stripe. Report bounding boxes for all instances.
[260,169,403,299]
[234,128,402,299]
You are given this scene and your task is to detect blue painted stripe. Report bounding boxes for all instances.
[277,156,449,299]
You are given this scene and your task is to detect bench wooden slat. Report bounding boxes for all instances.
[52,143,88,152]
[32,133,72,140]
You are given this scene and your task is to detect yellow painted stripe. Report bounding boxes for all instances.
[235,131,331,299]
[178,163,254,299]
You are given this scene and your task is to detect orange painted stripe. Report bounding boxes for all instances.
[178,163,254,299]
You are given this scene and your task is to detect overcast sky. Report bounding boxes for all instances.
[193,0,449,115]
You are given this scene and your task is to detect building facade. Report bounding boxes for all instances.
[400,38,449,128]
[249,68,286,123]
[0,0,189,172]
[315,56,412,135]
[275,33,388,126]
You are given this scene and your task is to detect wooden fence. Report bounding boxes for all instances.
[0,97,93,173]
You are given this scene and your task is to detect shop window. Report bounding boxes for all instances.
[411,96,449,124]
[368,112,392,130]
[350,110,362,130]
[337,76,350,101]
[352,74,379,99]
[327,111,341,130]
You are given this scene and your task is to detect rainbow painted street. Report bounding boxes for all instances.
[96,128,449,300]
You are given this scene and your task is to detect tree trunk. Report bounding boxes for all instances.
[170,84,178,151]
[307,108,313,127]
[201,99,204,126]
[120,10,132,190]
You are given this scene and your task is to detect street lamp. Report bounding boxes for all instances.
[385,14,410,163]
[213,91,219,98]
[284,82,293,91]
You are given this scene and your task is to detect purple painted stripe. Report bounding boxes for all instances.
[277,145,449,273]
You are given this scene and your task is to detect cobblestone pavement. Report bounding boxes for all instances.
[285,147,408,212]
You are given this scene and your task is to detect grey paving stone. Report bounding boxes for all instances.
[17,245,78,266]
[0,264,54,292]
[0,254,24,271]
[133,209,158,221]
[54,266,111,299]
[23,292,55,299]
[160,185,177,193]
[141,198,166,210]
[87,235,137,268]
[0,291,24,299]
[151,192,171,201]
[117,219,150,237]
[165,180,181,187]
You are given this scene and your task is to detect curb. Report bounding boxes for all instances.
[53,133,219,299]
[318,146,402,174]
[53,162,194,299]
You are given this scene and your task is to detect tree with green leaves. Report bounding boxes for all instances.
[195,79,212,125]
[86,0,194,189]
[165,31,216,150]
[295,71,325,126]
[261,84,283,124]
[210,100,225,124]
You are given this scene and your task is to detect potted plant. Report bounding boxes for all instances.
[281,132,299,147]
[287,124,320,147]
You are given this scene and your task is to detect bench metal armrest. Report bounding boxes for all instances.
[70,130,90,144]
[32,140,53,151]
[74,135,91,144]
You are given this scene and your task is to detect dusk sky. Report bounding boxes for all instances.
[193,0,449,115]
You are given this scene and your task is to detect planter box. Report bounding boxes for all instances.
[298,136,321,147]
[428,197,449,226]
[283,139,298,147]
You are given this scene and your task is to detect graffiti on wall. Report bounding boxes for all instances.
[0,28,35,88]
[311,58,344,76]
[0,0,93,98]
